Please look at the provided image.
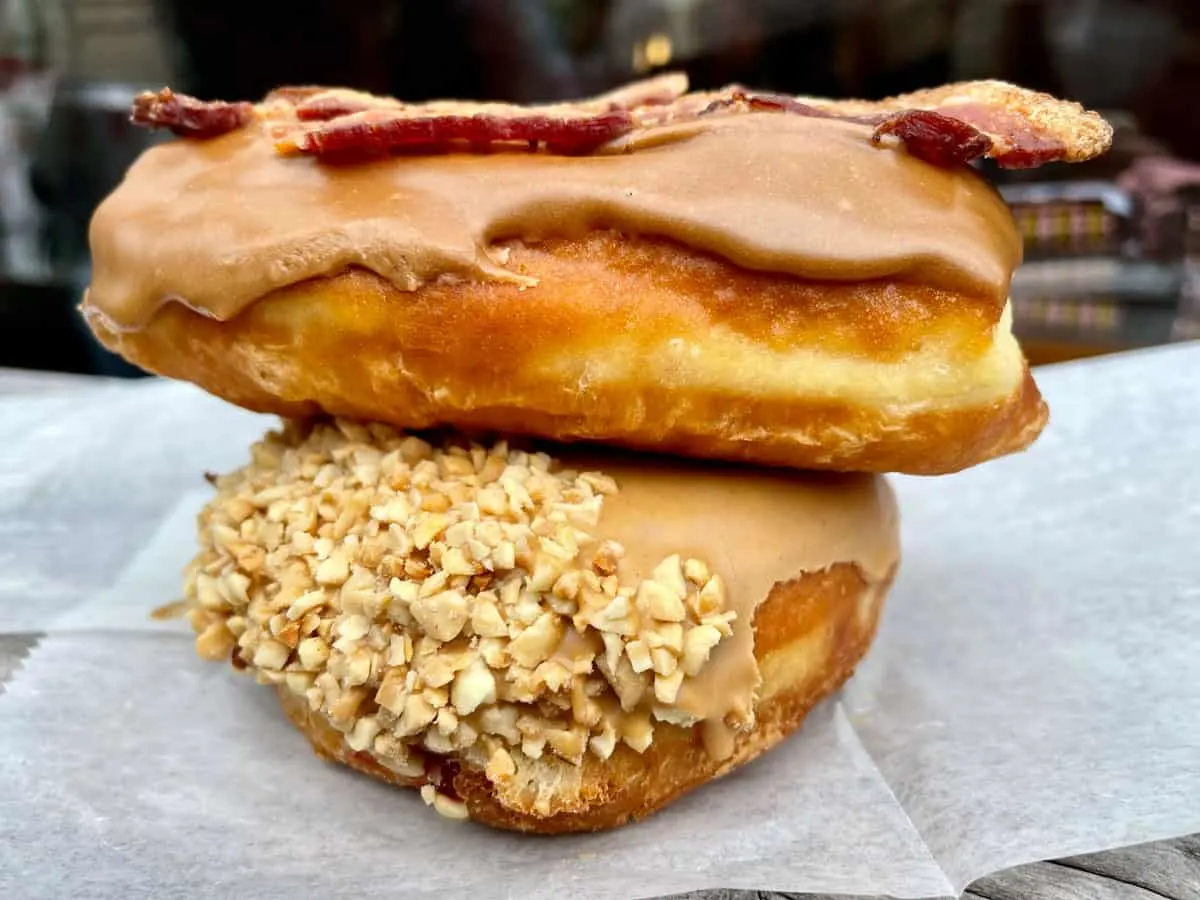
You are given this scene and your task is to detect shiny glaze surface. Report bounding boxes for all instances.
[581,454,899,756]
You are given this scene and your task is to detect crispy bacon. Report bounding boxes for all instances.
[792,80,1106,169]
[696,87,1067,169]
[284,107,636,160]
[131,88,253,139]
[263,80,669,158]
[129,75,1109,170]
[905,102,1064,169]
[870,109,995,167]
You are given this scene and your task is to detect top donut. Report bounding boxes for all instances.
[83,73,1110,474]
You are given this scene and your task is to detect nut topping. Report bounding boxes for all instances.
[186,420,741,820]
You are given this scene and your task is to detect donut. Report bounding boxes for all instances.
[81,76,1111,475]
[186,420,899,832]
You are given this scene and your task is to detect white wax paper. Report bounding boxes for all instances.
[1,344,1199,899]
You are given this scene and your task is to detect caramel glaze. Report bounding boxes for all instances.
[85,111,1021,332]
[558,451,899,759]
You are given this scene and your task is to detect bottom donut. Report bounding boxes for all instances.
[186,419,900,832]
[278,563,895,832]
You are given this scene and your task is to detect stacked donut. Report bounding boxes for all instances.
[84,74,1110,832]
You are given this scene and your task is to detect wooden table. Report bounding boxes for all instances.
[3,367,1196,900]
[682,836,1200,898]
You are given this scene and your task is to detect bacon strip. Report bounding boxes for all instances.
[268,77,681,158]
[901,102,1065,168]
[131,89,254,139]
[870,109,995,168]
[791,80,1111,169]
[695,89,995,167]
[690,82,1111,169]
[129,75,1110,171]
[283,107,636,159]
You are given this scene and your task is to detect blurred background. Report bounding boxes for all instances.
[1,0,1199,376]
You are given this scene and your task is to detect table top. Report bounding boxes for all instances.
[3,367,1197,900]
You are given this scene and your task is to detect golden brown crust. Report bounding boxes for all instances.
[87,232,1046,475]
[277,562,895,833]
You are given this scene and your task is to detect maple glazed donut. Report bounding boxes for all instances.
[82,75,1112,475]
[187,420,900,832]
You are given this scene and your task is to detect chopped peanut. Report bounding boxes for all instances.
[184,419,741,811]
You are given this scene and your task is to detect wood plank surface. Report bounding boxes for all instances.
[0,633,39,695]
[970,860,1174,900]
[668,837,1200,898]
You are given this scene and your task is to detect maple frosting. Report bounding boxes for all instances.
[85,110,1021,331]
[580,454,899,757]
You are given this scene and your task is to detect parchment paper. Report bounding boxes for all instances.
[1,344,1198,899]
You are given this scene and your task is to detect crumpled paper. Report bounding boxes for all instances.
[1,344,1198,899]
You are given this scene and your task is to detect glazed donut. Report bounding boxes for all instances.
[187,421,899,832]
[82,76,1111,475]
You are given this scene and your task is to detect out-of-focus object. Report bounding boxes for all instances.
[71,0,171,85]
[19,0,174,376]
[0,275,96,372]
[1133,0,1200,163]
[28,77,164,377]
[1175,185,1200,342]
[1043,0,1180,110]
[1010,256,1183,365]
[152,0,396,99]
[1118,155,1200,260]
[1002,168,1200,365]
[0,0,56,279]
[31,0,173,275]
[1003,181,1131,260]
[31,80,166,278]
